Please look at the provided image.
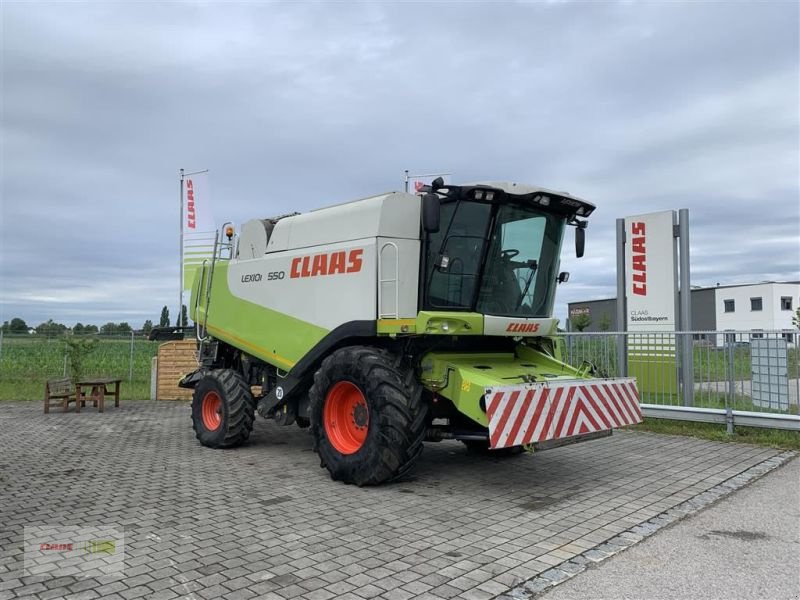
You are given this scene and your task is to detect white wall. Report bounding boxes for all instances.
[714,283,799,331]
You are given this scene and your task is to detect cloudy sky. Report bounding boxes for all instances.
[1,1,798,329]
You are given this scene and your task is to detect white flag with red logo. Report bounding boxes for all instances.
[408,173,451,194]
[182,172,216,290]
[183,172,215,233]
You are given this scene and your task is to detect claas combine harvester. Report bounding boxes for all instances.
[174,180,642,485]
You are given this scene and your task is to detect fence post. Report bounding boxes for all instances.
[129,331,135,385]
[615,218,627,377]
[0,330,3,358]
[678,209,693,406]
[726,333,735,435]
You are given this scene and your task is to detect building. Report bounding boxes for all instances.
[567,281,799,341]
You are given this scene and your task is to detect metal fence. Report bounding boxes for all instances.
[2,328,799,432]
[562,330,800,431]
[0,332,161,401]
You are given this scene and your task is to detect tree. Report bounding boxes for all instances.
[793,307,800,330]
[83,324,99,334]
[35,319,68,336]
[571,313,592,332]
[180,304,189,327]
[160,306,170,328]
[142,320,153,334]
[117,322,132,333]
[100,322,119,335]
[5,317,29,333]
[64,337,98,383]
[598,313,612,332]
[73,322,85,335]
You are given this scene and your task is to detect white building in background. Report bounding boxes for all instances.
[713,282,798,335]
[567,281,799,343]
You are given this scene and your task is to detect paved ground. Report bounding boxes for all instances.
[0,401,790,600]
[541,457,800,600]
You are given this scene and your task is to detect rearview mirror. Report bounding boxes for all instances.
[558,272,570,283]
[576,226,585,258]
[422,193,440,233]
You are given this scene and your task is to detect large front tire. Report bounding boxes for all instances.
[310,347,428,486]
[191,369,255,448]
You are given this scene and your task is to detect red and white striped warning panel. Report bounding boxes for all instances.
[485,378,642,449]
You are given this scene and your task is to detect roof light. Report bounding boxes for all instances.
[474,190,484,200]
[486,191,494,201]
[539,196,550,206]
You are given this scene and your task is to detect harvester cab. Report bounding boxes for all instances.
[182,180,642,485]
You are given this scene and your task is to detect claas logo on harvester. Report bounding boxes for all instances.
[290,249,363,279]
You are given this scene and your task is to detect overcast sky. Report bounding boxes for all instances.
[1,1,798,328]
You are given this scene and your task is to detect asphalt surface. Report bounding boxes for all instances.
[542,457,800,600]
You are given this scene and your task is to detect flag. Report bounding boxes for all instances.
[182,172,216,290]
[407,173,451,194]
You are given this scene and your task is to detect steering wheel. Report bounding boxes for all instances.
[501,249,519,259]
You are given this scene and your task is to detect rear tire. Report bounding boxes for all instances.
[310,346,428,486]
[192,369,255,448]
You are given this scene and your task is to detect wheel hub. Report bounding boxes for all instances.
[352,403,368,428]
[323,381,369,455]
[201,391,223,431]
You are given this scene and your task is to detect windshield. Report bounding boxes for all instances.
[422,200,566,316]
[476,205,565,317]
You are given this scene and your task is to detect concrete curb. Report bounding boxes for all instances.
[496,450,798,600]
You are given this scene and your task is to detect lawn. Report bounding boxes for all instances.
[629,418,800,450]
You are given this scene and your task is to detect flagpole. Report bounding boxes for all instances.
[178,168,184,329]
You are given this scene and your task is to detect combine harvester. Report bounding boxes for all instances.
[177,179,642,485]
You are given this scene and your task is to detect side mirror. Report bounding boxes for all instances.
[421,193,440,233]
[575,225,585,258]
[558,272,570,284]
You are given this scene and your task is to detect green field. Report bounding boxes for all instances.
[565,338,799,382]
[0,335,161,400]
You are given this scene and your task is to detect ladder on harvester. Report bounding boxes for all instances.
[195,223,236,358]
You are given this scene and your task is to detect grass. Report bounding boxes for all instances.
[0,335,160,400]
[565,338,799,382]
[628,418,800,450]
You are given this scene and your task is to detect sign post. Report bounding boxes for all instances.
[618,209,692,405]
[623,210,679,402]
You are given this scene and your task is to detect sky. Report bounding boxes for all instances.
[1,1,798,329]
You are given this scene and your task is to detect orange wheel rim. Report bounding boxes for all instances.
[201,391,223,431]
[323,381,369,454]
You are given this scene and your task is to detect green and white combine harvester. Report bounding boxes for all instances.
[177,180,642,485]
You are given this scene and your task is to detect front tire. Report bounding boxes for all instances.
[191,369,255,448]
[310,346,428,486]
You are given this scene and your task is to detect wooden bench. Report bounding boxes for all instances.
[44,378,82,413]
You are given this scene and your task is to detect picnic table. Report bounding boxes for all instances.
[75,378,122,413]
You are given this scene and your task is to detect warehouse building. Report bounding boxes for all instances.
[567,281,799,341]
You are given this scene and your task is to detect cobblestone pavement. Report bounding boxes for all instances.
[0,401,786,600]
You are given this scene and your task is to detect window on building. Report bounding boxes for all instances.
[782,332,795,344]
[750,297,763,311]
[781,296,793,311]
[751,330,764,340]
[723,299,735,313]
